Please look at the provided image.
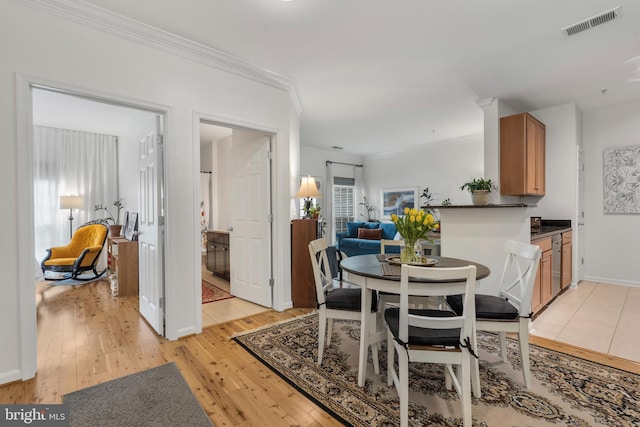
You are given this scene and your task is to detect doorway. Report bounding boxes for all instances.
[31,87,167,333]
[198,121,273,327]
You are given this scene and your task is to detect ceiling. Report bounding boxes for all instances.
[63,1,640,155]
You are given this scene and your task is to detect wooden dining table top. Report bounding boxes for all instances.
[340,254,491,282]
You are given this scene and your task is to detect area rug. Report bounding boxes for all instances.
[202,280,233,304]
[233,313,640,427]
[64,362,213,426]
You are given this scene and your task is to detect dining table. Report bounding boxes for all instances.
[340,253,491,387]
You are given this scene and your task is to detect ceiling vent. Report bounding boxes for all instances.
[562,6,620,36]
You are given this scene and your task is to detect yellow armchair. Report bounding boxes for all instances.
[41,221,109,280]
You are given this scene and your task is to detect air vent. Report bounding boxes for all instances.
[562,6,620,36]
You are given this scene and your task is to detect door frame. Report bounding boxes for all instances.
[193,112,277,332]
[16,73,170,379]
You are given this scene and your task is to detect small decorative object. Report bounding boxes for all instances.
[95,199,124,236]
[390,207,437,263]
[308,204,321,219]
[459,178,497,205]
[124,212,138,241]
[441,198,452,206]
[359,196,376,221]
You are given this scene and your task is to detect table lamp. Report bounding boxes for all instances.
[295,176,322,218]
[60,195,83,239]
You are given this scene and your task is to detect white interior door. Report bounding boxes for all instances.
[229,130,272,307]
[138,115,165,335]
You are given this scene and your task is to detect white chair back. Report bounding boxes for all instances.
[380,239,404,254]
[308,238,332,307]
[498,240,542,317]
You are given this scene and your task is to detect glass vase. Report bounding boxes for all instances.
[400,239,420,263]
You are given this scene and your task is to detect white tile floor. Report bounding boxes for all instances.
[530,280,640,363]
[201,267,271,327]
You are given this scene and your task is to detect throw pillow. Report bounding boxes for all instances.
[357,228,382,240]
[379,222,397,240]
[346,222,366,237]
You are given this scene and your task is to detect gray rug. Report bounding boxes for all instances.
[64,363,213,427]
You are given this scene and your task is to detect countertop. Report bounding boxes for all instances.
[531,225,572,240]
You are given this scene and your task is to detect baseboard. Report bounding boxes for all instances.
[582,276,640,287]
[0,369,23,386]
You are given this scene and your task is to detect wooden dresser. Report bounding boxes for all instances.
[291,219,319,308]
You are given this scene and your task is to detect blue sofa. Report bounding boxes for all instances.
[336,221,401,257]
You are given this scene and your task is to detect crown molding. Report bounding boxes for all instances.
[12,0,303,114]
[475,98,496,111]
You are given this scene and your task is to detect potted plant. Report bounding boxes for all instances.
[359,196,376,222]
[94,200,124,236]
[308,204,321,219]
[459,178,497,205]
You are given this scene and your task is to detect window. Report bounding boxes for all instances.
[333,177,355,234]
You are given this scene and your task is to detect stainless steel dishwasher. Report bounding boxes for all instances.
[552,234,562,295]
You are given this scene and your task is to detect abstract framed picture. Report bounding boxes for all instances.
[381,187,418,219]
[603,145,640,214]
[124,212,139,240]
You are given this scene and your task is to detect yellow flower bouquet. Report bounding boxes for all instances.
[390,207,437,263]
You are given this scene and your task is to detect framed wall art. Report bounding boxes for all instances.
[124,212,138,240]
[603,145,640,214]
[381,187,418,219]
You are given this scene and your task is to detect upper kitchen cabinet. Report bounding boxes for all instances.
[500,112,546,196]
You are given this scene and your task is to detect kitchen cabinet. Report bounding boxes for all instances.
[291,219,319,308]
[561,231,572,289]
[532,237,552,314]
[107,237,138,296]
[500,112,545,196]
[206,231,230,280]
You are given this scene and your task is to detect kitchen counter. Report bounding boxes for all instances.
[530,220,572,240]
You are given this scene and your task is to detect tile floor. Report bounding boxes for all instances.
[530,280,640,363]
[201,267,271,327]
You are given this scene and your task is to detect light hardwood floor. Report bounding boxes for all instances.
[1,279,638,426]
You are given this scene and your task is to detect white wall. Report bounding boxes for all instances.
[363,134,484,214]
[1,1,298,384]
[583,101,640,286]
[216,135,233,230]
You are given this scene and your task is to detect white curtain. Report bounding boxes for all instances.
[200,172,211,252]
[33,126,118,264]
[354,165,364,220]
[326,163,335,244]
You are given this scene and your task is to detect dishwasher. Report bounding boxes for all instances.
[551,234,562,295]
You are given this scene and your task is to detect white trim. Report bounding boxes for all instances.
[582,276,640,288]
[15,74,176,383]
[11,0,303,114]
[0,369,22,384]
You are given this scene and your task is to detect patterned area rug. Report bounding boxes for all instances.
[202,280,233,304]
[233,313,640,427]
[64,363,213,426]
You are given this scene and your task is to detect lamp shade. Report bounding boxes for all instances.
[60,195,83,209]
[295,176,322,199]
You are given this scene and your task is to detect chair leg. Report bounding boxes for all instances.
[387,330,394,386]
[318,311,327,365]
[470,330,481,399]
[460,356,472,427]
[326,318,334,345]
[519,319,532,388]
[369,313,380,374]
[398,346,409,427]
[498,331,508,363]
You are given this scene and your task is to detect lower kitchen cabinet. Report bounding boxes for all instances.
[206,231,230,280]
[532,237,553,314]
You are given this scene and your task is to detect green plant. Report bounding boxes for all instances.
[459,178,497,193]
[420,187,434,205]
[441,198,452,206]
[94,200,124,224]
[359,196,376,221]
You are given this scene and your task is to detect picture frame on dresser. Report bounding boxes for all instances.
[124,212,138,241]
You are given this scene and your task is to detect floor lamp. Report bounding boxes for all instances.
[60,195,83,239]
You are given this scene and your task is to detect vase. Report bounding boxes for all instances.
[400,239,420,263]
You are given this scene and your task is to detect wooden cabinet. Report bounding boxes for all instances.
[561,231,572,289]
[500,112,546,196]
[206,231,230,280]
[532,237,552,314]
[291,219,319,308]
[107,237,138,296]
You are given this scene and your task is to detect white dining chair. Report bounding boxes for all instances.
[447,240,541,388]
[385,264,479,427]
[309,238,379,372]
